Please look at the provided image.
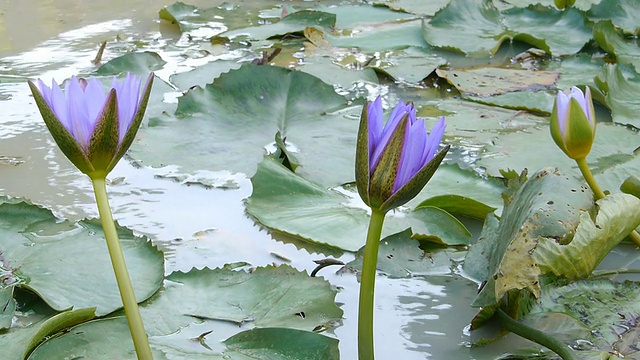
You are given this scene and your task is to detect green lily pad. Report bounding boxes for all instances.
[372,0,451,16]
[169,60,242,91]
[29,265,341,359]
[223,327,339,359]
[0,198,164,316]
[415,194,497,220]
[587,0,640,35]
[316,4,417,28]
[0,307,95,360]
[595,64,640,129]
[423,0,591,56]
[245,156,472,251]
[594,21,640,72]
[502,5,591,56]
[529,279,640,357]
[369,46,447,84]
[222,10,336,40]
[345,229,457,278]
[535,193,640,280]
[621,175,640,199]
[476,122,640,194]
[422,0,505,56]
[0,287,15,330]
[29,316,339,360]
[159,2,205,31]
[96,52,166,76]
[436,68,558,97]
[553,54,606,90]
[142,265,342,334]
[467,168,595,308]
[130,63,355,187]
[325,18,427,51]
[467,90,556,114]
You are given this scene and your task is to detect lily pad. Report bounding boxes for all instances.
[345,229,458,278]
[422,0,591,56]
[0,198,164,316]
[372,0,451,16]
[467,168,594,308]
[534,193,640,280]
[245,156,471,251]
[436,68,558,97]
[422,0,505,56]
[96,52,167,76]
[501,5,591,56]
[222,10,336,40]
[130,63,355,187]
[595,64,640,129]
[529,279,640,357]
[325,18,428,51]
[587,0,640,35]
[223,327,339,359]
[476,122,640,194]
[0,307,95,360]
[415,194,497,220]
[29,317,339,360]
[594,21,640,73]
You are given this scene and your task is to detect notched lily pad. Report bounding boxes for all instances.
[345,229,457,278]
[0,198,164,316]
[96,52,166,76]
[245,156,472,252]
[436,68,558,97]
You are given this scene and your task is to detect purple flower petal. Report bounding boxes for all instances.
[370,100,411,172]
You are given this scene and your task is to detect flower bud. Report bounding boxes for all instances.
[356,97,449,213]
[550,86,596,160]
[29,73,154,180]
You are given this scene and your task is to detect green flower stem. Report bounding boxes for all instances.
[576,157,640,247]
[495,308,576,360]
[358,209,386,360]
[91,177,153,360]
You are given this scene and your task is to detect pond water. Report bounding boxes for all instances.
[1,0,638,359]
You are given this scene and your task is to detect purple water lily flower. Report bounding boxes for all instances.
[550,86,596,160]
[356,96,448,213]
[29,73,153,179]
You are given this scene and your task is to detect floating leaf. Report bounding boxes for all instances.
[594,21,640,73]
[529,279,640,357]
[467,168,594,308]
[372,0,451,16]
[595,64,640,129]
[416,194,497,219]
[30,265,341,359]
[436,68,558,97]
[222,10,336,40]
[587,0,640,35]
[501,5,591,56]
[422,0,591,56]
[130,63,353,187]
[96,52,166,76]
[0,307,95,360]
[534,193,640,280]
[422,0,505,56]
[0,198,164,316]
[345,229,457,278]
[245,156,471,251]
[224,328,339,359]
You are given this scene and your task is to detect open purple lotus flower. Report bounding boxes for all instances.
[550,86,595,160]
[355,96,448,213]
[29,73,153,179]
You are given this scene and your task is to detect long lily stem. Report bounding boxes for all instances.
[495,308,576,360]
[91,178,153,360]
[576,157,640,247]
[358,210,386,360]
